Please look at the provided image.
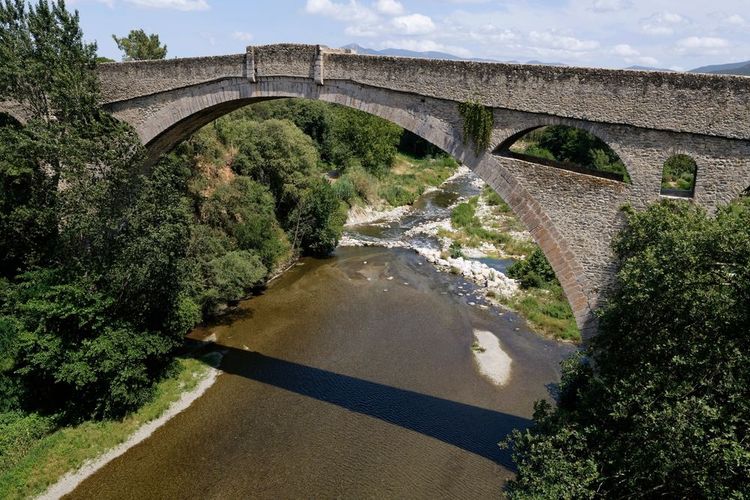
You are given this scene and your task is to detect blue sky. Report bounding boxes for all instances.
[69,0,750,70]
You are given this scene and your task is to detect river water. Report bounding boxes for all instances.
[69,171,574,499]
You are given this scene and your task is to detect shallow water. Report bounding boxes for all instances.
[69,172,573,499]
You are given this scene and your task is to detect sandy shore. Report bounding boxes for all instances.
[38,362,221,500]
[472,329,513,386]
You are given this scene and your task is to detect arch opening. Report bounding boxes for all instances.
[660,153,697,198]
[127,79,594,334]
[153,97,582,341]
[494,125,630,183]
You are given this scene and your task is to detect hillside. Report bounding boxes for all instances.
[690,60,750,76]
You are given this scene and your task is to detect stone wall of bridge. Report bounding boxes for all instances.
[98,44,750,140]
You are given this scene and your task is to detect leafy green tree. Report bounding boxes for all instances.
[505,199,750,498]
[205,251,266,308]
[0,0,99,122]
[328,106,401,177]
[507,247,557,289]
[200,176,289,270]
[0,2,200,419]
[219,118,319,218]
[287,178,346,255]
[112,29,167,61]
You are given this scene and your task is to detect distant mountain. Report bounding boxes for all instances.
[341,43,463,61]
[341,43,566,66]
[625,65,674,72]
[690,60,750,76]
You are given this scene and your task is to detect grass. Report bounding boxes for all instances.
[444,193,534,256]
[378,153,458,207]
[0,355,218,500]
[335,152,459,209]
[499,286,580,342]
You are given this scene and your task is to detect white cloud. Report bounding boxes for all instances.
[528,31,599,52]
[374,0,404,16]
[677,36,730,49]
[232,31,254,42]
[591,0,632,13]
[304,0,377,22]
[391,13,436,35]
[612,43,638,56]
[724,14,746,26]
[124,0,208,10]
[640,11,688,36]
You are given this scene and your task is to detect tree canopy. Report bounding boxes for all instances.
[112,29,167,61]
[505,198,750,498]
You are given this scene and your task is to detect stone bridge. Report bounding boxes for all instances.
[5,44,750,337]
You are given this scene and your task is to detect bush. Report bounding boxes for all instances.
[207,251,266,304]
[505,199,750,498]
[288,178,346,256]
[449,241,463,258]
[451,202,477,228]
[332,177,356,203]
[507,247,557,289]
[380,185,418,206]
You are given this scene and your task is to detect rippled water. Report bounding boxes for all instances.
[69,174,574,500]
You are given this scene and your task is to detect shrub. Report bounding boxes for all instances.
[507,247,557,289]
[505,199,750,498]
[451,202,477,228]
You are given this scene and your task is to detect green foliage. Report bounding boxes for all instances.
[0,2,195,420]
[507,247,557,289]
[379,184,419,206]
[200,176,288,270]
[506,199,750,498]
[661,153,697,191]
[519,126,629,180]
[206,251,266,304]
[482,185,510,211]
[0,0,99,122]
[0,411,55,473]
[458,100,494,155]
[220,118,319,219]
[449,241,463,259]
[327,106,401,177]
[287,178,346,256]
[331,176,356,203]
[450,200,478,228]
[112,29,167,61]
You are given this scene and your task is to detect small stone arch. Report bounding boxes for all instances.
[493,123,631,183]
[660,153,698,198]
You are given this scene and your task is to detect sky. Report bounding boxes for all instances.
[69,0,750,70]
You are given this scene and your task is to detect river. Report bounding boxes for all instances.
[68,169,575,499]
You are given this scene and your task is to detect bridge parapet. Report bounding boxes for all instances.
[97,43,750,140]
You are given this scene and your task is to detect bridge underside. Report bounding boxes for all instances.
[93,76,750,339]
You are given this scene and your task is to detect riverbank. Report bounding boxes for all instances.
[341,165,580,342]
[0,355,220,500]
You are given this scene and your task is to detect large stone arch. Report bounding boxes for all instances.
[104,76,605,336]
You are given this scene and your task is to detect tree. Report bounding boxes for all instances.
[0,2,197,419]
[112,29,167,61]
[0,0,99,122]
[505,199,750,498]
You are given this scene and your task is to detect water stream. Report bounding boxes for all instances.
[68,169,574,499]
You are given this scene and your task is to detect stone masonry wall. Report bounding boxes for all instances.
[91,45,750,336]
